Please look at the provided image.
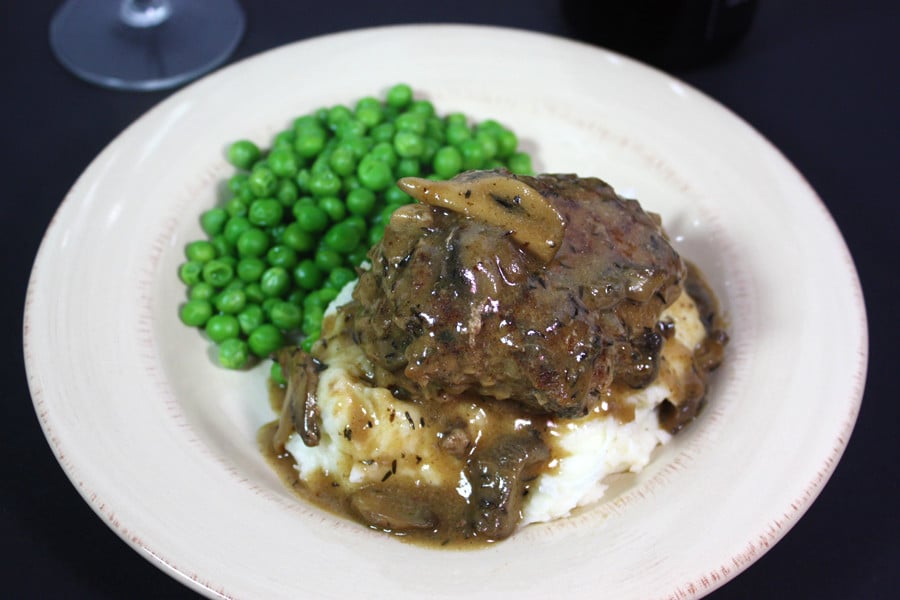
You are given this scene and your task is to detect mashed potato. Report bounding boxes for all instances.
[282,283,708,529]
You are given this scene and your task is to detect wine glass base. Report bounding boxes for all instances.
[49,0,245,92]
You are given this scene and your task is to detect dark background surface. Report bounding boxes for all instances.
[3,1,897,598]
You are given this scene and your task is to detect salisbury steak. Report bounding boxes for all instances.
[348,170,686,418]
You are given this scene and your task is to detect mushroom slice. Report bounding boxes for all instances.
[397,170,566,264]
[273,347,321,450]
[350,486,438,531]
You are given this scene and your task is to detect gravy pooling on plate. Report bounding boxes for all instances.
[261,169,727,546]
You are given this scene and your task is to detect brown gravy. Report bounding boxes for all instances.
[258,267,726,547]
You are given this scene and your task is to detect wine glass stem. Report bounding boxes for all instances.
[120,0,172,28]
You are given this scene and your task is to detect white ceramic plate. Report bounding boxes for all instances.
[24,25,867,599]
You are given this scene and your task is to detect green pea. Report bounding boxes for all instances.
[208,235,231,259]
[336,119,366,139]
[270,360,287,386]
[236,180,255,202]
[295,168,311,192]
[496,129,518,158]
[347,246,369,267]
[343,136,373,160]
[315,247,344,272]
[223,216,252,244]
[266,245,298,269]
[310,150,335,175]
[294,127,327,158]
[368,142,398,167]
[324,222,362,254]
[293,259,324,290]
[368,224,385,246]
[217,255,237,268]
[303,290,328,313]
[476,118,504,136]
[394,131,425,158]
[421,138,440,164]
[260,266,290,297]
[205,314,240,343]
[370,122,395,143]
[308,169,342,197]
[433,145,463,179]
[507,151,533,175]
[180,299,213,327]
[218,338,250,369]
[357,156,393,191]
[214,288,247,314]
[343,215,366,234]
[262,296,280,316]
[225,197,248,218]
[202,259,234,287]
[248,198,284,227]
[302,307,325,336]
[346,187,376,216]
[394,112,426,136]
[272,129,295,151]
[355,104,383,129]
[276,179,299,206]
[236,227,269,258]
[425,116,445,142]
[228,173,249,195]
[459,138,486,170]
[293,203,329,233]
[189,282,216,301]
[268,148,299,178]
[293,114,320,132]
[386,180,412,202]
[342,174,361,194]
[248,167,278,197]
[386,83,413,109]
[237,304,265,335]
[248,324,285,357]
[287,289,307,305]
[328,267,357,290]
[236,257,266,282]
[269,225,286,244]
[409,99,435,118]
[200,208,229,237]
[227,140,260,170]
[329,144,357,176]
[445,112,467,128]
[476,130,498,161]
[396,157,420,178]
[179,261,203,286]
[300,335,318,353]
[318,196,347,222]
[244,282,265,304]
[185,240,216,263]
[326,105,353,130]
[446,122,472,146]
[318,287,339,304]
[281,222,316,252]
[270,301,303,330]
[355,96,380,111]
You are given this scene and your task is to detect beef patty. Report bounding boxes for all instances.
[346,170,686,418]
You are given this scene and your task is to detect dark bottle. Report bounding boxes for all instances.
[561,0,758,70]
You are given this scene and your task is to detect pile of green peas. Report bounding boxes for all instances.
[178,83,534,372]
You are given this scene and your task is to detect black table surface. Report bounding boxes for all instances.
[3,1,898,598]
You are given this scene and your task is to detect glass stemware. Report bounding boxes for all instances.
[49,0,245,91]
